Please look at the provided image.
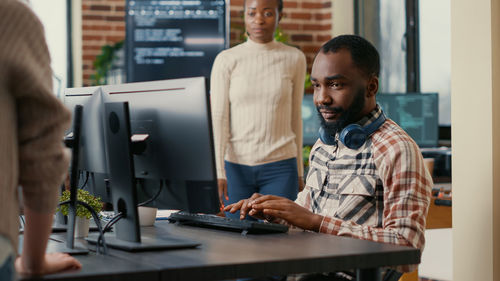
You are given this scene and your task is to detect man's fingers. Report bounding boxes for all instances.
[240,200,251,219]
[223,200,241,212]
[250,194,283,205]
[251,198,289,210]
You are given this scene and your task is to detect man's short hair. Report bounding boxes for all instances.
[320,35,380,78]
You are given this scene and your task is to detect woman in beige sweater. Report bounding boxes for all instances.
[210,0,306,219]
[0,0,81,279]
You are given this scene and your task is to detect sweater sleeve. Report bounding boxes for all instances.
[7,2,71,213]
[291,51,306,177]
[210,52,231,179]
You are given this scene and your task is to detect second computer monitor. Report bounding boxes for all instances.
[302,94,321,146]
[377,93,439,148]
[63,87,111,203]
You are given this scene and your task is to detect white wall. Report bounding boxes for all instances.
[331,0,354,36]
[451,0,500,280]
[72,0,83,87]
[420,0,451,125]
[29,0,67,95]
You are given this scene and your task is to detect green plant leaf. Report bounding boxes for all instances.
[90,40,124,86]
[57,189,103,219]
[303,145,311,167]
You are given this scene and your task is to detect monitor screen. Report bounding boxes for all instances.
[377,93,439,147]
[302,94,320,146]
[101,77,219,214]
[125,0,229,83]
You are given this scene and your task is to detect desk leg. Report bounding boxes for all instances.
[356,268,381,281]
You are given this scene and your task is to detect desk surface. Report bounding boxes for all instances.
[20,221,420,281]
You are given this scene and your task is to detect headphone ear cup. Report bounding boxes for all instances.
[318,126,336,145]
[339,124,367,149]
[319,112,386,149]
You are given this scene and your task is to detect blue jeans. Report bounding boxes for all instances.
[224,158,298,219]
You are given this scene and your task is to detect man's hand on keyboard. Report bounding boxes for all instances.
[224,193,266,220]
[224,193,324,232]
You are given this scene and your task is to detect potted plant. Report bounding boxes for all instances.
[57,189,103,238]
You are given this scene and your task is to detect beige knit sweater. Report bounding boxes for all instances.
[210,39,306,179]
[0,0,71,251]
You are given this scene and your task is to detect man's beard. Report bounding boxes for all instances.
[317,87,366,138]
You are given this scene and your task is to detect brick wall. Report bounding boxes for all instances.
[229,0,332,72]
[82,0,126,86]
[81,0,332,86]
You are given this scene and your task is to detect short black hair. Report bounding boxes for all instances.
[244,0,283,13]
[320,35,380,77]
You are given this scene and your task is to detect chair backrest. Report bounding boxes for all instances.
[383,269,403,281]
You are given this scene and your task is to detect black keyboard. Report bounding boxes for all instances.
[168,211,289,234]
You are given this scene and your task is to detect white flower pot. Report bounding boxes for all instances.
[138,206,157,226]
[75,216,90,238]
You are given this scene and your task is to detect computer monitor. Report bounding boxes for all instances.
[376,93,439,147]
[101,77,220,213]
[302,94,320,146]
[63,87,111,203]
[84,77,220,251]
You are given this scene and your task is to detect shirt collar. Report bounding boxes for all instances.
[352,104,384,128]
[245,37,279,51]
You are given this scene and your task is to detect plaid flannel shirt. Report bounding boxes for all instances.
[296,105,432,272]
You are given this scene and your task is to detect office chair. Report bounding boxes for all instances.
[383,269,403,281]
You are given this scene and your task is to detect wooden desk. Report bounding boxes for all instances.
[18,251,159,281]
[427,183,452,229]
[21,221,421,281]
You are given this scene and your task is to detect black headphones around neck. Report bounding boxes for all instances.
[318,113,386,149]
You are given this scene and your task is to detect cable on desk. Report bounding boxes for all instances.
[95,212,123,254]
[137,179,163,207]
[58,199,108,255]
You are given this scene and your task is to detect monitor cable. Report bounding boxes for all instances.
[19,214,25,229]
[95,211,123,254]
[78,171,90,189]
[58,199,108,255]
[137,179,163,207]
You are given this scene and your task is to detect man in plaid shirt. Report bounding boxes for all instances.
[225,35,433,276]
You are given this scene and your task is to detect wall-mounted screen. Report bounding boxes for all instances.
[125,0,228,83]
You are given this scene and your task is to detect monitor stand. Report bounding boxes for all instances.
[53,104,89,255]
[86,102,199,251]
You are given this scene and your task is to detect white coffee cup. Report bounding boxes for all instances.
[138,206,158,226]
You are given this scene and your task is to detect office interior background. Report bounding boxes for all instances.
[26,0,500,280]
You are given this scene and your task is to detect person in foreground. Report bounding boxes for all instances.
[210,0,307,218]
[0,0,81,279]
[225,35,432,278]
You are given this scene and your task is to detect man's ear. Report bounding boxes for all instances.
[366,76,379,97]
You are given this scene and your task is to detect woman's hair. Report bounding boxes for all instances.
[244,0,283,13]
[320,35,380,78]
